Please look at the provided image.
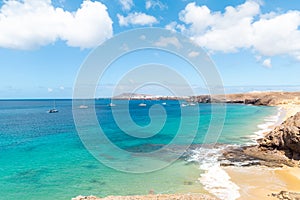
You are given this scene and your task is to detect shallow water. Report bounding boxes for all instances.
[0,99,277,199]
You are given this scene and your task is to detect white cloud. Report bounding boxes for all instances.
[117,12,158,26]
[165,21,186,33]
[119,0,134,11]
[48,88,53,92]
[255,55,262,61]
[165,22,177,32]
[188,51,200,57]
[252,11,300,58]
[178,1,300,60]
[0,0,113,49]
[145,0,167,10]
[154,37,182,49]
[179,1,259,52]
[262,58,272,68]
[139,35,146,40]
[59,86,65,90]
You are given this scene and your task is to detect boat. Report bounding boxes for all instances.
[48,100,59,113]
[162,102,167,105]
[48,109,59,113]
[139,96,147,107]
[189,103,196,106]
[181,103,188,107]
[79,105,88,109]
[108,103,116,107]
[79,100,88,109]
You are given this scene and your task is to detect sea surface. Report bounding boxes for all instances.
[0,99,278,200]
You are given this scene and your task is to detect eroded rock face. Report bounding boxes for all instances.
[220,112,300,167]
[259,112,300,159]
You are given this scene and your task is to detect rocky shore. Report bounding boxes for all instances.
[191,91,300,106]
[220,100,300,200]
[221,111,300,168]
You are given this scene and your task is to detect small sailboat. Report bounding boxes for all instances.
[181,103,188,107]
[139,96,147,107]
[79,100,88,109]
[162,102,167,106]
[79,105,88,109]
[108,103,116,107]
[48,109,58,113]
[48,100,58,113]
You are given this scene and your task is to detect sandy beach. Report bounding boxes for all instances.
[225,166,300,200]
[223,103,300,200]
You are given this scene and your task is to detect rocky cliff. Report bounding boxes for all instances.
[222,112,300,167]
[259,112,300,160]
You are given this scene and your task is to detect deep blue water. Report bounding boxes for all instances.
[0,99,277,200]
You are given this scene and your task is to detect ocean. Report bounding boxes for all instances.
[0,99,278,200]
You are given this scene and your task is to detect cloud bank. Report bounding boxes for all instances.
[0,0,113,49]
[177,1,300,60]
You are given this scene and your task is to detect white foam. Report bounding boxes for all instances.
[187,147,240,200]
[250,107,283,144]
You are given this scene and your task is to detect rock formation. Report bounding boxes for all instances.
[259,112,300,160]
[272,191,300,200]
[192,92,300,106]
[221,112,300,167]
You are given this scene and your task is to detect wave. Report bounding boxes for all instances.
[247,107,284,145]
[187,146,240,200]
[184,107,285,199]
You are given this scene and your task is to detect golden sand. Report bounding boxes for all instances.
[279,104,300,120]
[222,104,300,200]
[224,166,300,200]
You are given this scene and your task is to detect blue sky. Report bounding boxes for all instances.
[0,0,300,98]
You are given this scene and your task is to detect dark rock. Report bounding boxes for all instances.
[272,191,300,200]
[244,98,260,105]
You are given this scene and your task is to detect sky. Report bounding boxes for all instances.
[0,0,300,98]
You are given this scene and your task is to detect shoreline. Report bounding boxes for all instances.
[221,103,300,200]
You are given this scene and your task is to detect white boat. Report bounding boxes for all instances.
[162,102,167,105]
[189,103,196,106]
[79,105,88,109]
[181,103,188,107]
[108,103,116,107]
[48,109,58,113]
[48,100,59,113]
[139,96,147,107]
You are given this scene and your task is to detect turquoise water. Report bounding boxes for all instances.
[0,100,277,200]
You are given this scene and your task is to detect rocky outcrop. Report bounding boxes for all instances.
[259,112,300,160]
[191,92,300,106]
[272,191,300,200]
[221,112,300,167]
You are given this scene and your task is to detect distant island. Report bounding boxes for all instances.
[112,91,300,106]
[111,92,189,100]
